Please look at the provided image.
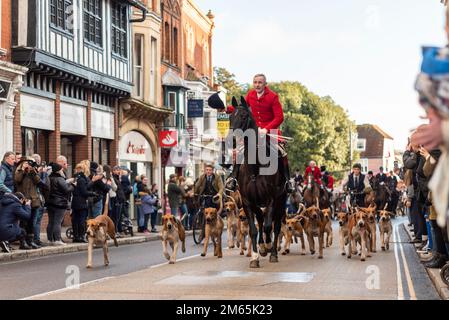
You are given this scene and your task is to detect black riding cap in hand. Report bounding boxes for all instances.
[207,92,225,110]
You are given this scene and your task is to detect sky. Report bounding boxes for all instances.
[195,0,448,150]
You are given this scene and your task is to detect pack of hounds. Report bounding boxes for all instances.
[160,189,395,265]
[82,190,394,267]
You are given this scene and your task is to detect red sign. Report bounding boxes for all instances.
[159,130,178,148]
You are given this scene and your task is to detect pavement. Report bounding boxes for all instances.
[403,223,449,300]
[0,216,441,300]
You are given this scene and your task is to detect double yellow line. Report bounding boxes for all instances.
[393,225,417,300]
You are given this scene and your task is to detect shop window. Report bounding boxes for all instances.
[61,136,75,177]
[21,128,49,163]
[92,138,110,165]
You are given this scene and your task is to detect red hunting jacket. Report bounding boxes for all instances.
[245,87,284,136]
[304,166,322,185]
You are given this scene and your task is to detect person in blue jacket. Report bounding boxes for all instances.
[0,192,32,252]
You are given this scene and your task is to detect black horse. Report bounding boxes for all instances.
[372,176,389,212]
[228,96,288,268]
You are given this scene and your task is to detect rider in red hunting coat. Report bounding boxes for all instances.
[304,161,324,189]
[224,74,295,193]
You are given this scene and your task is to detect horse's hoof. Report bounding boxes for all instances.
[347,255,351,259]
[372,250,377,253]
[381,247,385,251]
[250,260,260,268]
[86,265,92,269]
[310,250,315,255]
[361,258,366,262]
[169,260,175,264]
[285,249,290,254]
[240,252,244,255]
[318,255,323,259]
[218,255,223,259]
[281,251,287,255]
[259,249,268,257]
[164,253,170,260]
[341,252,346,256]
[201,253,206,257]
[270,255,279,263]
[301,252,306,256]
[229,245,235,249]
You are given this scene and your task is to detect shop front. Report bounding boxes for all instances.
[119,130,154,183]
[91,105,115,166]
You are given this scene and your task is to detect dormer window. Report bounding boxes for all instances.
[83,0,102,47]
[50,0,73,32]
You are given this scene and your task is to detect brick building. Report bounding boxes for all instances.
[0,0,28,158]
[10,0,146,176]
[159,0,219,181]
[356,124,395,174]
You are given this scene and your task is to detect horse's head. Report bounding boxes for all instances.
[229,96,256,133]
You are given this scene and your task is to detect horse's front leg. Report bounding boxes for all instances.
[270,217,281,263]
[245,204,260,268]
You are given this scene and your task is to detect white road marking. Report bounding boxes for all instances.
[20,276,115,300]
[393,225,405,300]
[396,226,417,300]
[150,254,201,269]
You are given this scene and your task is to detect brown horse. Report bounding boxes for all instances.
[303,174,320,208]
[228,96,288,268]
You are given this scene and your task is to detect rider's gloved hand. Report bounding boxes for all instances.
[226,105,235,114]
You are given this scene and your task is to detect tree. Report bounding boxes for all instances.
[214,67,246,104]
[269,82,355,180]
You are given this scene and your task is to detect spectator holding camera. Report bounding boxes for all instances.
[14,156,42,249]
[30,154,50,247]
[0,192,32,252]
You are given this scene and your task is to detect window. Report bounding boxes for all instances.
[50,0,73,32]
[83,0,102,46]
[134,34,144,98]
[173,27,178,65]
[356,139,366,152]
[60,136,75,178]
[204,111,211,131]
[21,128,49,163]
[92,138,110,165]
[149,37,157,103]
[164,22,170,61]
[164,91,177,127]
[111,1,128,57]
[358,159,369,174]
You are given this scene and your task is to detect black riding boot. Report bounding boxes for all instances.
[226,164,240,191]
[282,156,295,194]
